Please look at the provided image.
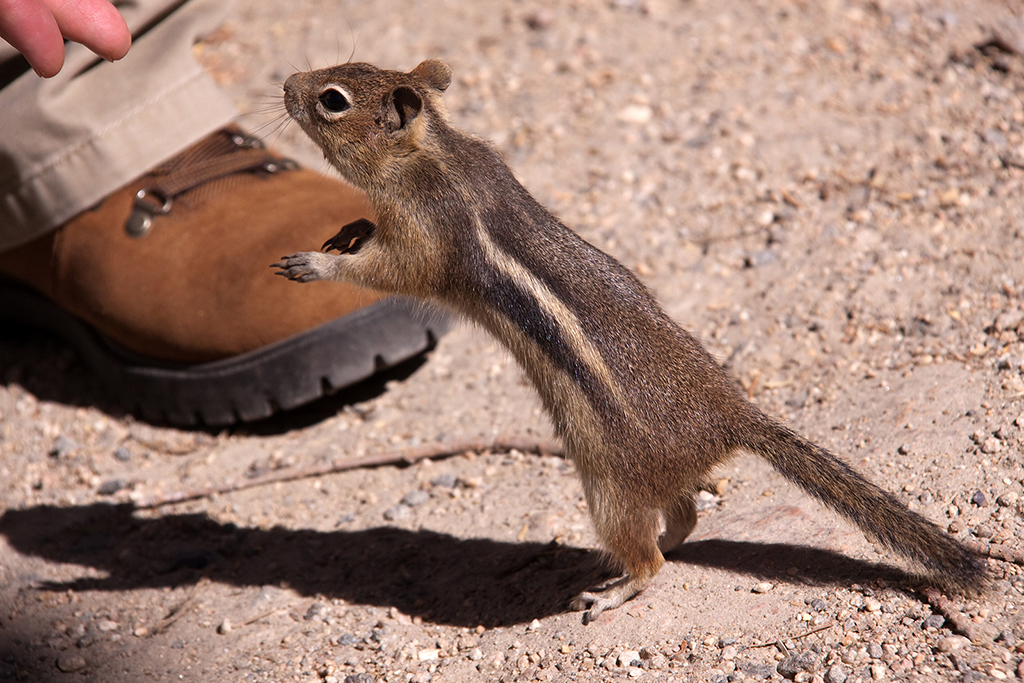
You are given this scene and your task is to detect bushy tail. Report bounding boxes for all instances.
[747,416,986,592]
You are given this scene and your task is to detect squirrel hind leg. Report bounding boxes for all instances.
[571,505,664,623]
[659,493,697,555]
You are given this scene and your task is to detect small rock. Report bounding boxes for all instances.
[431,474,457,488]
[618,650,642,668]
[923,614,945,629]
[867,643,883,659]
[418,648,440,661]
[94,619,118,632]
[527,618,540,631]
[639,646,658,659]
[981,438,1003,454]
[864,598,882,613]
[995,629,1017,648]
[975,524,996,538]
[970,490,988,507]
[113,446,132,461]
[524,8,555,30]
[618,104,653,125]
[97,479,127,496]
[217,618,232,635]
[49,435,78,458]
[383,504,411,521]
[304,602,329,621]
[401,490,430,507]
[648,655,668,670]
[722,645,738,660]
[937,635,970,652]
[997,492,1018,507]
[870,663,887,680]
[752,582,774,594]
[995,310,1024,331]
[468,647,483,661]
[824,664,848,683]
[56,653,87,672]
[346,674,376,683]
[810,598,827,612]
[777,650,819,679]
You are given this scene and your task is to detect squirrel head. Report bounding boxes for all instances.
[283,60,453,189]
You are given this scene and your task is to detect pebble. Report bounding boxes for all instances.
[864,597,882,612]
[752,582,774,594]
[937,635,970,652]
[997,492,1018,507]
[95,619,118,632]
[870,663,887,680]
[113,446,132,461]
[867,643,883,659]
[97,479,127,495]
[383,504,411,521]
[981,438,1003,454]
[721,645,738,660]
[618,650,642,668]
[418,648,440,661]
[49,435,78,458]
[401,490,430,507]
[810,598,827,612]
[824,664,848,683]
[56,653,87,672]
[970,490,988,507]
[217,618,232,635]
[923,614,945,629]
[777,650,819,679]
[430,474,457,488]
[468,647,483,661]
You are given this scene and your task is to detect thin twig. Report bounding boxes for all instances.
[920,587,977,642]
[962,539,1024,566]
[134,437,561,509]
[744,621,836,652]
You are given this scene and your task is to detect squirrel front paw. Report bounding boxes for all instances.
[272,251,338,283]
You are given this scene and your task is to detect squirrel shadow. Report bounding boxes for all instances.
[0,503,914,629]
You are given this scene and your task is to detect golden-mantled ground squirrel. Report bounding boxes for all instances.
[275,60,985,623]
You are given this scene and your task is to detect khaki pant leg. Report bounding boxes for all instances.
[0,0,239,250]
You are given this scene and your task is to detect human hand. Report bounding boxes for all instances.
[0,0,131,78]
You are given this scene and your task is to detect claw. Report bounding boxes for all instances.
[322,218,376,254]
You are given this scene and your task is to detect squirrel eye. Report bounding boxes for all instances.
[319,88,351,113]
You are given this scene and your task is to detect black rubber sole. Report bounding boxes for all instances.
[0,278,451,426]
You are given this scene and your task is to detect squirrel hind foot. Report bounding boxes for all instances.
[570,574,651,624]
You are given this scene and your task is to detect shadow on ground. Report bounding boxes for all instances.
[1,503,913,629]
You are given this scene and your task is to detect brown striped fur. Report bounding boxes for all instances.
[275,60,986,623]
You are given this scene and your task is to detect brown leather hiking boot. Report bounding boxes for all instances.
[0,128,449,426]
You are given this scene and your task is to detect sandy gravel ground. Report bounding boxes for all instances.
[2,0,1024,681]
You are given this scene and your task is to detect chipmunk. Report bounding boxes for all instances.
[275,60,985,623]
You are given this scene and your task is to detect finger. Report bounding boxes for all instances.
[48,0,131,62]
[0,0,66,77]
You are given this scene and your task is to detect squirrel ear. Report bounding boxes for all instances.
[411,59,452,92]
[385,85,423,133]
